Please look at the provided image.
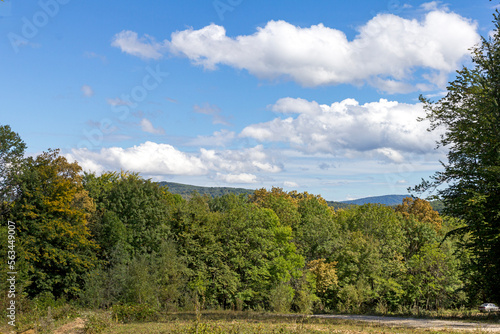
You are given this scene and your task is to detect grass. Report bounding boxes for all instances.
[102,311,494,334]
[2,305,498,333]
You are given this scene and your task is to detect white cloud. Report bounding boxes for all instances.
[167,10,478,91]
[140,118,165,135]
[240,97,442,163]
[284,181,299,188]
[81,85,94,97]
[216,172,257,184]
[67,142,280,179]
[188,129,236,147]
[67,142,207,176]
[199,145,282,174]
[421,1,447,11]
[111,30,168,60]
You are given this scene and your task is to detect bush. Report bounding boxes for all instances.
[111,303,160,323]
[84,312,112,334]
[268,284,294,313]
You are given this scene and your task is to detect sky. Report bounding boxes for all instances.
[0,0,497,201]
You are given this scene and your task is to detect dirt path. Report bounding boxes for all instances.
[53,317,85,334]
[313,314,500,332]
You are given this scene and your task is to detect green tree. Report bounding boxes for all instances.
[83,171,176,260]
[414,12,500,302]
[0,125,26,217]
[332,205,406,311]
[10,150,97,298]
[404,244,462,310]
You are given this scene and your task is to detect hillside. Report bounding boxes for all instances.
[158,181,254,199]
[158,182,419,209]
[340,194,410,206]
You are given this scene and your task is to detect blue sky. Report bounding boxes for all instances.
[0,0,497,201]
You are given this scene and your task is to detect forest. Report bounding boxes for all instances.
[0,136,482,317]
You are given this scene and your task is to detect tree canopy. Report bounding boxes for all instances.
[415,12,500,302]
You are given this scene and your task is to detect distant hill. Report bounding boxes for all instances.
[340,194,410,206]
[158,181,254,199]
[326,201,354,210]
[158,182,439,211]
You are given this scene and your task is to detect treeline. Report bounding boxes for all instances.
[0,129,477,314]
[157,181,254,199]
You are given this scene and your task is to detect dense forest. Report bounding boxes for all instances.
[0,131,479,315]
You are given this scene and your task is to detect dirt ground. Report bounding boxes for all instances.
[314,314,500,332]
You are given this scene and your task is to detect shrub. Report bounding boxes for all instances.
[111,303,160,323]
[84,312,112,334]
[268,284,294,313]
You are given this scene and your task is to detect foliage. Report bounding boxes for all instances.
[84,171,176,259]
[0,124,26,216]
[414,12,500,302]
[84,312,112,334]
[268,283,295,313]
[111,303,160,323]
[158,181,253,199]
[396,197,442,232]
[9,150,97,298]
[0,125,476,314]
[307,259,338,296]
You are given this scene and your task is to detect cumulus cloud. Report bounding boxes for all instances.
[240,97,442,163]
[140,118,165,135]
[66,142,280,179]
[216,172,257,184]
[167,10,478,91]
[199,145,282,174]
[67,142,207,176]
[111,30,168,60]
[81,85,94,97]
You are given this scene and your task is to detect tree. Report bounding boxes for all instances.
[395,197,442,232]
[0,125,26,217]
[83,171,177,260]
[414,12,500,302]
[10,150,97,298]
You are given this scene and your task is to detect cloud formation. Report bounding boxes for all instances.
[67,142,280,182]
[167,9,478,91]
[140,118,165,135]
[111,30,168,60]
[240,97,441,163]
[216,172,257,184]
[68,142,206,176]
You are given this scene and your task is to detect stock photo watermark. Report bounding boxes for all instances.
[6,220,17,327]
[78,65,169,150]
[7,0,71,53]
[213,0,243,21]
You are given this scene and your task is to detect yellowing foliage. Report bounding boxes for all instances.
[396,197,442,231]
[307,259,338,294]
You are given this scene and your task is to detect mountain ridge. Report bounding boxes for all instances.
[340,194,410,206]
[158,181,410,206]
